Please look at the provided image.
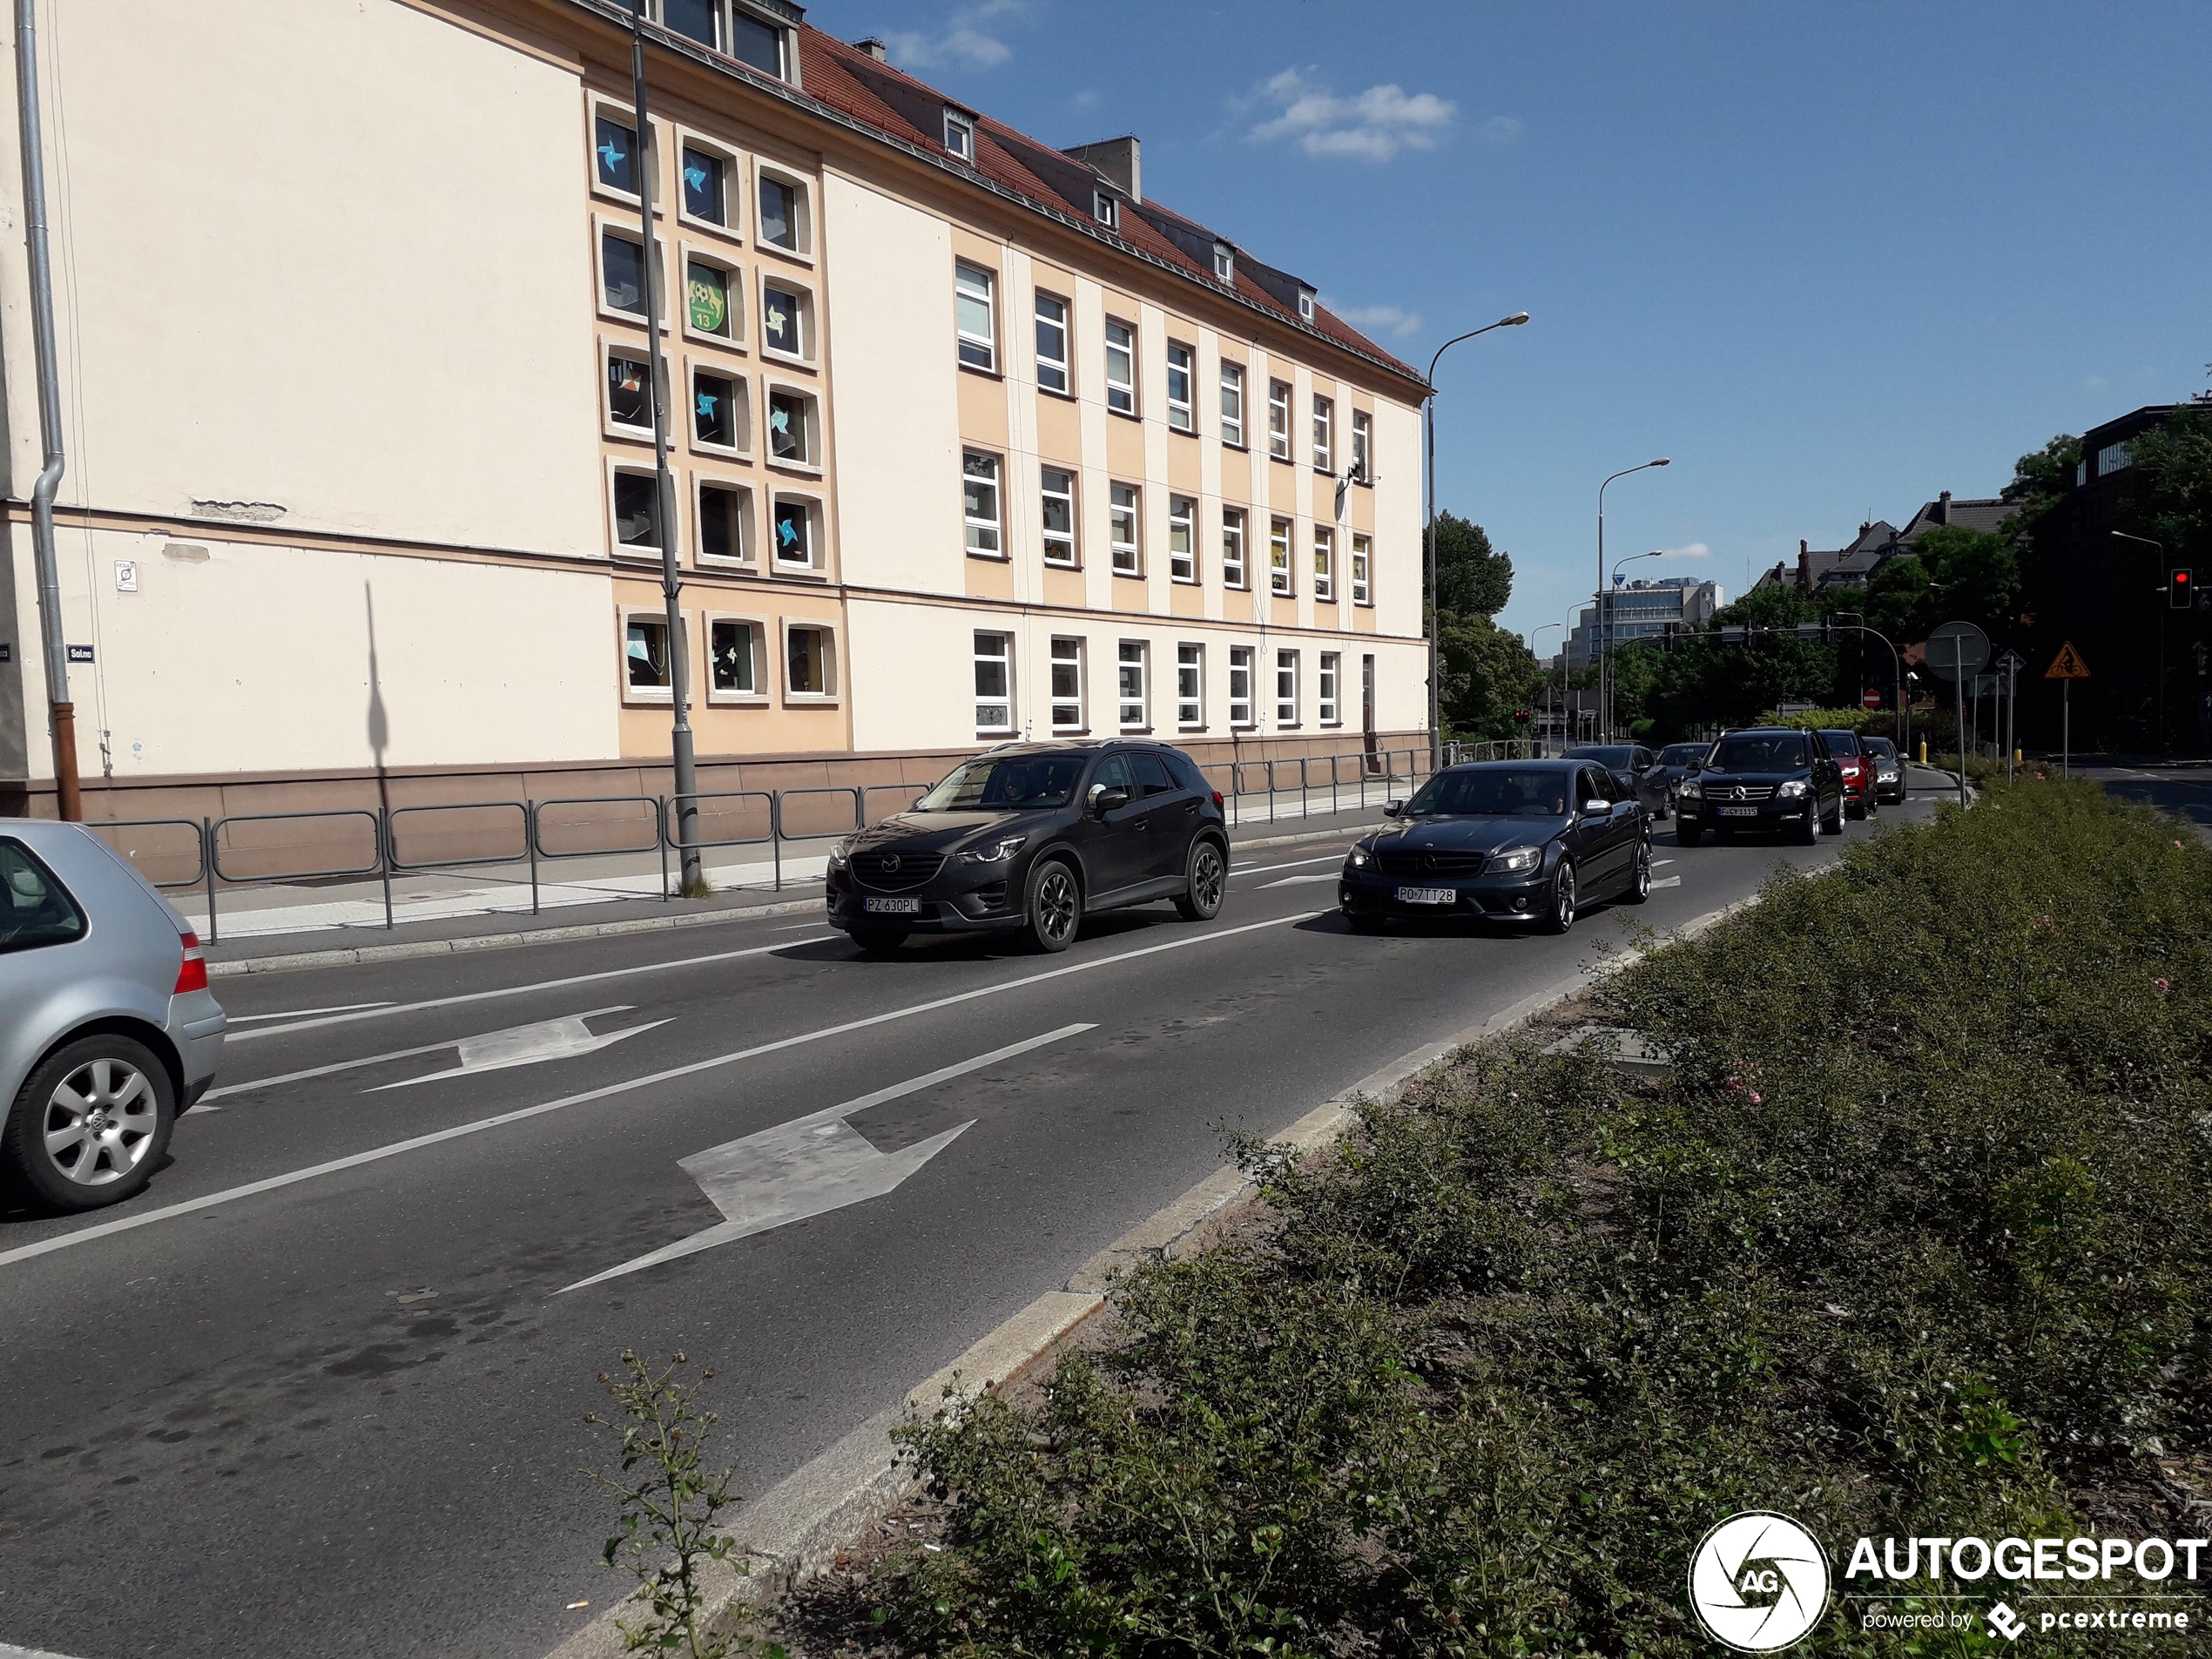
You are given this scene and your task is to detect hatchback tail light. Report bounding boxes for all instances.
[1211,790,1224,808]
[175,930,208,995]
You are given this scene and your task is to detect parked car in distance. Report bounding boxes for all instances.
[1818,728,1878,819]
[1655,741,1713,815]
[1675,727,1844,846]
[825,740,1228,954]
[1862,735,1905,804]
[1563,743,1670,819]
[3,819,226,1213]
[1338,759,1651,935]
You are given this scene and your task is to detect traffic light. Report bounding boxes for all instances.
[2171,569,2195,610]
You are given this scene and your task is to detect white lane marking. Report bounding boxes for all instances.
[228,939,836,1043]
[0,911,1319,1271]
[1260,872,1342,888]
[1652,859,1676,867]
[367,1016,669,1092]
[1652,876,1683,888]
[201,1008,636,1101]
[1233,853,1346,878]
[224,1001,395,1024]
[560,1023,1095,1292]
[0,1642,94,1659]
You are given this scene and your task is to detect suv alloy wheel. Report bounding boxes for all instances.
[1023,859,1082,953]
[1173,840,1225,921]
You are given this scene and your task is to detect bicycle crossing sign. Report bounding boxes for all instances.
[2044,641,2091,680]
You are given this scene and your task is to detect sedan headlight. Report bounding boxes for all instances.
[1487,846,1542,875]
[1777,779,1810,799]
[957,833,1029,865]
[1347,846,1373,869]
[1678,777,1702,799]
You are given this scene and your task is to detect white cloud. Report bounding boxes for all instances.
[1325,300,1424,339]
[887,0,1028,71]
[1475,115,1525,145]
[1245,67,1457,162]
[1662,543,1713,559]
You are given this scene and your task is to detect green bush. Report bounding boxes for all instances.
[873,780,2212,1656]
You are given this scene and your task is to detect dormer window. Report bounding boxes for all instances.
[1092,190,1117,229]
[1297,287,1315,322]
[944,109,975,162]
[1213,243,1234,282]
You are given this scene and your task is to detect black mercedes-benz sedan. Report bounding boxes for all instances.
[1674,726,1844,846]
[1337,759,1651,935]
[825,740,1229,954]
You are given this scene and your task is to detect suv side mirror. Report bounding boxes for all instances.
[1383,798,1405,818]
[1090,784,1131,816]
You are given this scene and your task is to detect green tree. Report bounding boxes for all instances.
[1914,523,2022,636]
[1431,511,1514,616]
[1439,611,1544,742]
[2121,402,2212,563]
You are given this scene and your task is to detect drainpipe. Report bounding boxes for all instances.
[15,0,78,819]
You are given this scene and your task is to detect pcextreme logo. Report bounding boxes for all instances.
[1689,1512,1832,1652]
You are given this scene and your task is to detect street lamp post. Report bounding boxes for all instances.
[1829,613,1908,762]
[1423,311,1529,769]
[1596,459,1670,743]
[1529,622,1562,754]
[2113,530,2166,753]
[1600,549,1663,743]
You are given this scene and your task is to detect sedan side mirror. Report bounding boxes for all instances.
[1090,784,1131,817]
[1383,799,1405,818]
[1581,799,1612,816]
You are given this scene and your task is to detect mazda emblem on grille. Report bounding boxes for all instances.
[881,853,900,873]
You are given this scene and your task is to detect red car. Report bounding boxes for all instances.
[1817,728,1878,820]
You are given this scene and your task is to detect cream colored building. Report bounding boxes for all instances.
[0,0,1428,820]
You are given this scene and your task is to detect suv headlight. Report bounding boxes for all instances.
[1487,846,1542,875]
[1777,779,1810,799]
[1678,777,1702,799]
[957,833,1028,865]
[827,841,850,868]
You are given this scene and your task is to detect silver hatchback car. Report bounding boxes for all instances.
[1,819,226,1212]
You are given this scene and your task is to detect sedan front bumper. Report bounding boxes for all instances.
[1337,865,1553,922]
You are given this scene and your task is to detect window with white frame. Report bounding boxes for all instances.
[963,450,1001,556]
[1297,287,1315,321]
[697,480,752,564]
[1222,507,1247,589]
[954,261,995,371]
[786,624,837,697]
[1351,409,1372,481]
[1312,526,1335,601]
[1041,466,1076,566]
[1049,636,1085,732]
[692,368,746,453]
[595,111,641,198]
[1035,292,1069,393]
[1268,379,1291,460]
[1104,319,1136,414]
[1177,643,1204,729]
[1351,535,1372,604]
[1109,482,1140,575]
[1312,395,1333,471]
[771,495,816,568]
[766,387,816,465]
[661,0,717,49]
[606,349,653,433]
[1212,241,1234,282]
[1276,649,1299,726]
[1269,516,1292,595]
[708,616,764,698]
[679,141,730,228]
[1117,640,1148,729]
[760,280,812,361]
[625,614,671,695]
[1318,651,1340,725]
[1220,361,1244,447]
[600,227,654,318]
[612,468,664,551]
[685,255,737,341]
[757,168,810,254]
[1165,342,1194,433]
[1168,495,1196,582]
[1092,189,1116,228]
[943,108,975,162]
[974,631,1013,732]
[724,3,792,80]
[1228,645,1254,727]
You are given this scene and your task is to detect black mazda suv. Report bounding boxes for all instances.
[825,741,1230,954]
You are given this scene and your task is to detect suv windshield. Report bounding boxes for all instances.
[1710,733,1809,772]
[915,753,1089,812]
[1659,743,1708,765]
[1820,730,1863,756]
[1406,768,1572,818]
[1565,745,1635,768]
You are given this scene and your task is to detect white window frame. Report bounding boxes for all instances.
[1092,190,1117,228]
[1275,648,1300,727]
[1318,651,1341,726]
[764,381,820,472]
[963,448,1003,557]
[1176,642,1204,730]
[595,217,667,328]
[753,161,813,261]
[679,246,742,346]
[1165,341,1195,433]
[1109,482,1141,576]
[1041,465,1077,566]
[590,101,651,209]
[1212,241,1234,282]
[1352,535,1372,606]
[1297,287,1315,321]
[620,606,679,704]
[674,130,740,239]
[693,474,755,567]
[719,2,795,84]
[703,610,769,704]
[1219,361,1244,447]
[1168,495,1197,583]
[609,460,675,561]
[973,630,1014,734]
[781,620,840,701]
[769,490,824,573]
[1268,379,1291,461]
[954,260,996,372]
[687,358,751,458]
[1312,395,1334,472]
[1049,635,1086,733]
[1104,318,1136,415]
[1269,516,1293,596]
[1035,290,1070,394]
[1228,644,1254,728]
[1351,409,1372,482]
[1312,525,1335,602]
[1221,507,1247,589]
[1116,639,1150,731]
[759,273,815,365]
[602,339,657,440]
[943,108,975,162]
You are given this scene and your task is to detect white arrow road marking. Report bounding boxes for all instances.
[1260,872,1341,888]
[365,1015,668,1091]
[199,1008,638,1102]
[0,911,1319,1271]
[558,1023,1094,1292]
[1652,875,1683,888]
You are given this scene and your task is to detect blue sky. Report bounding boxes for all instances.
[827,0,2212,646]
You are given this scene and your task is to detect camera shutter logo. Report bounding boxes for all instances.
[1688,1511,1831,1652]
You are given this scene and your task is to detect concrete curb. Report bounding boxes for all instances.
[207,821,1379,981]
[541,891,1755,1658]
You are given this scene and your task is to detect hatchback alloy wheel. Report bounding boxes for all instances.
[44,1057,160,1189]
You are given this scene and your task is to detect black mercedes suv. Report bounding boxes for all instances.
[825,741,1230,954]
[1675,726,1844,846]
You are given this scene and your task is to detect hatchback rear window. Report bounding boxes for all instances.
[0,839,88,954]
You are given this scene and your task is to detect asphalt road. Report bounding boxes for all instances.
[2073,759,2212,839]
[0,775,1952,1659]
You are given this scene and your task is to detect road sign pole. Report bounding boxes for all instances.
[1953,637,1967,808]
[2062,679,2070,778]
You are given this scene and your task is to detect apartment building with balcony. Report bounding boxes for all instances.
[0,0,1428,819]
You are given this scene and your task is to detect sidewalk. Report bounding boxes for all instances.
[202,803,1387,976]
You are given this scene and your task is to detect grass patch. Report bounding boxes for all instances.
[859,779,2212,1656]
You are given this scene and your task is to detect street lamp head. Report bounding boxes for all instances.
[1501,311,1530,327]
[1650,457,1671,468]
